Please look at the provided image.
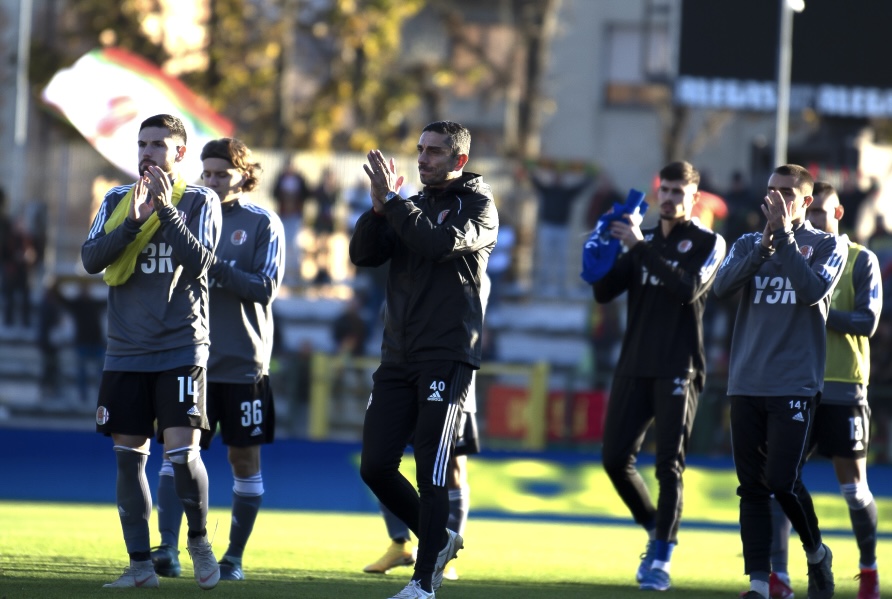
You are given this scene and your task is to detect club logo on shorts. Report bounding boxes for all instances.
[186,405,201,417]
[800,245,813,259]
[677,239,693,253]
[96,406,110,425]
[231,229,248,245]
[437,209,451,224]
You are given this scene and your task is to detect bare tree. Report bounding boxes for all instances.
[430,0,562,160]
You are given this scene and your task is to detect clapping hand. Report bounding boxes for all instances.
[761,189,793,234]
[129,176,154,224]
[145,165,173,212]
[363,149,404,212]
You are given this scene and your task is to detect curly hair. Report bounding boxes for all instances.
[200,137,262,192]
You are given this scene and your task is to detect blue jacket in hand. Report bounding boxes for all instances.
[580,188,648,284]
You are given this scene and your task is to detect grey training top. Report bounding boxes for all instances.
[81,182,221,372]
[206,199,285,383]
[713,221,847,397]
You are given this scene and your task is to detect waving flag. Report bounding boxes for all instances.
[41,47,234,180]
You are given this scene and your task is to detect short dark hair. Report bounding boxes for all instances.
[659,161,700,187]
[773,164,814,195]
[139,114,187,145]
[812,181,836,199]
[422,121,471,156]
[200,138,262,192]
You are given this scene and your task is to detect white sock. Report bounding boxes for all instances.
[651,560,670,573]
[805,545,826,564]
[751,580,769,598]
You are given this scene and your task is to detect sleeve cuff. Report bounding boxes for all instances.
[122,219,142,236]
[156,204,177,222]
[757,243,775,259]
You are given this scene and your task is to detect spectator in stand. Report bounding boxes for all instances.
[585,172,624,232]
[851,177,881,245]
[273,161,310,286]
[486,212,515,308]
[311,166,341,287]
[61,280,107,406]
[1,199,38,338]
[347,176,372,235]
[332,294,370,358]
[36,279,65,399]
[524,160,594,298]
[867,217,892,464]
[867,215,892,276]
[26,200,49,273]
[314,166,339,239]
[722,171,761,245]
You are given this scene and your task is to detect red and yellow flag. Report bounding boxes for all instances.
[42,47,234,180]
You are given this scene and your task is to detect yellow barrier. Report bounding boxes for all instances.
[307,352,550,449]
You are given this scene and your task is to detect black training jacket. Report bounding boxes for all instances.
[593,219,726,390]
[350,172,498,368]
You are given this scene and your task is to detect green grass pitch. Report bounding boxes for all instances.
[1,500,888,598]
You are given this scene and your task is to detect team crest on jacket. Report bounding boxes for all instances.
[437,209,451,224]
[677,239,693,253]
[177,209,188,223]
[231,229,248,245]
[800,245,814,259]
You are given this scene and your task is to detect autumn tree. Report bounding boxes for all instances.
[31,0,561,156]
[286,0,426,152]
[427,0,560,160]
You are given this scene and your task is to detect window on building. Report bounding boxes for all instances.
[603,21,671,106]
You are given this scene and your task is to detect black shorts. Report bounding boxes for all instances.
[198,376,276,449]
[454,411,480,456]
[96,366,209,438]
[811,403,871,460]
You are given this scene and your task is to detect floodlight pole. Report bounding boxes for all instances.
[774,0,798,166]
[9,0,32,214]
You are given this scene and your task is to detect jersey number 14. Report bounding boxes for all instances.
[177,376,197,403]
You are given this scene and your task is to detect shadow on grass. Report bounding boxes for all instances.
[2,567,740,599]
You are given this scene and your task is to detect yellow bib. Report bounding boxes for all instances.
[102,178,187,286]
